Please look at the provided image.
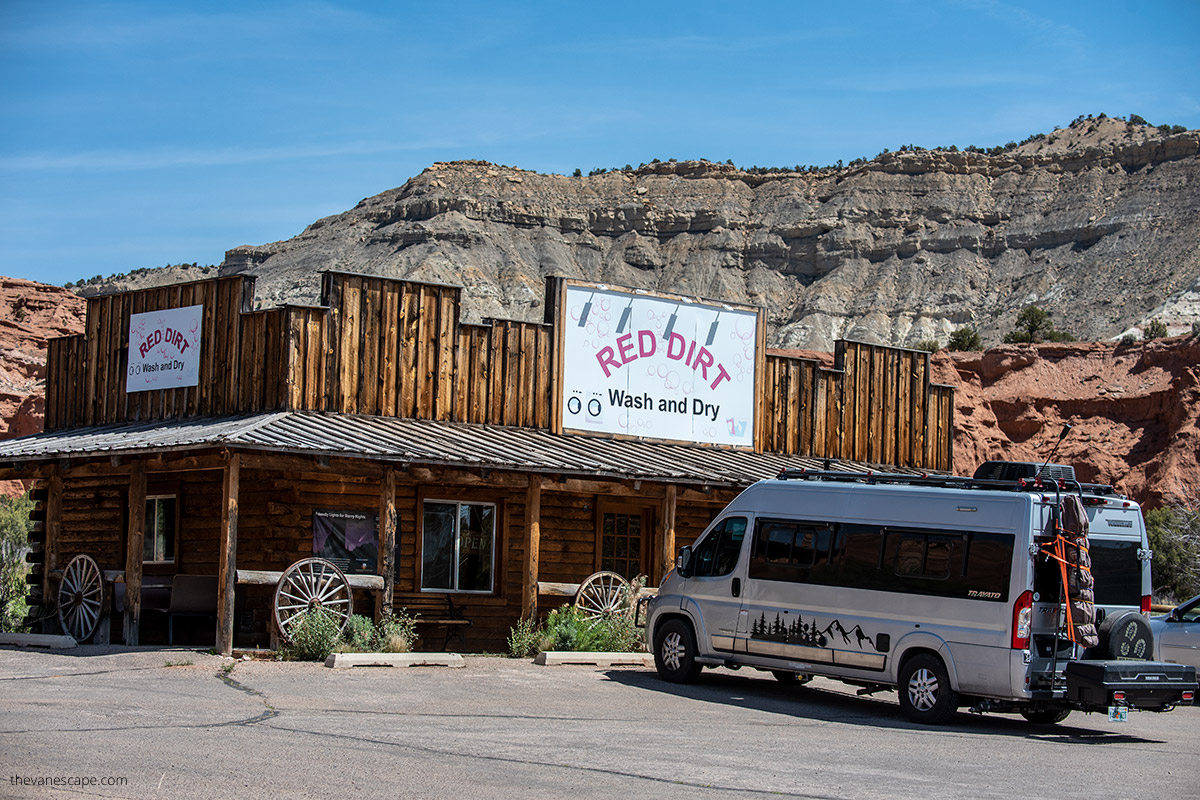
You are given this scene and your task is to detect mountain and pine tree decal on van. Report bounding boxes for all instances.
[750,612,876,651]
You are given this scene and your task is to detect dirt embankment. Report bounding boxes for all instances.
[934,338,1199,507]
[0,278,86,494]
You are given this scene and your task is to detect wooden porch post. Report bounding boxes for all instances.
[521,478,542,619]
[123,462,146,646]
[376,467,397,620]
[659,484,677,582]
[216,453,240,656]
[43,469,63,633]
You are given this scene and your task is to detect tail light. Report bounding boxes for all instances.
[1182,690,1194,703]
[1112,691,1126,703]
[1012,590,1033,649]
[1141,595,1152,614]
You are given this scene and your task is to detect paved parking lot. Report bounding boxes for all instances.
[1,645,1197,799]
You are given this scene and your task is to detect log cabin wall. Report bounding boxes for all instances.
[44,272,953,471]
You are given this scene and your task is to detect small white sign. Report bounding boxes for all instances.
[126,305,203,392]
[561,284,758,447]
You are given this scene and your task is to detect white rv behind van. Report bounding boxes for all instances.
[644,466,1197,725]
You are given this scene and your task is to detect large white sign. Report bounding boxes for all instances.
[126,305,203,393]
[561,284,758,447]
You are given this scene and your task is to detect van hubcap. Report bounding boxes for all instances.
[908,668,939,711]
[662,632,685,670]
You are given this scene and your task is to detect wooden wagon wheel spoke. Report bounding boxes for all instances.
[573,570,631,620]
[273,557,353,643]
[57,554,104,642]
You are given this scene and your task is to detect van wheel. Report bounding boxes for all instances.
[654,619,702,683]
[1020,708,1072,725]
[898,654,959,725]
[1096,611,1153,660]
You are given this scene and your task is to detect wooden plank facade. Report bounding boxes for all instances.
[19,272,954,653]
[46,272,952,470]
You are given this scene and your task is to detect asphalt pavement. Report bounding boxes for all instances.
[1,645,1196,799]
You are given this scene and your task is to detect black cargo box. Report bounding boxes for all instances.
[1064,660,1197,710]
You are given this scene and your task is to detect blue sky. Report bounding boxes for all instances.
[2,1,1198,287]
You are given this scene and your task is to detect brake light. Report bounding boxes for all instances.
[1012,590,1033,649]
[1182,691,1194,703]
[1141,595,1152,614]
[1113,691,1126,703]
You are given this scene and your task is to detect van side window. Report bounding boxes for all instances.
[894,533,957,580]
[749,519,834,582]
[691,517,747,578]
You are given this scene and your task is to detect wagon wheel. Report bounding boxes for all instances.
[273,558,354,642]
[57,554,104,642]
[573,571,631,619]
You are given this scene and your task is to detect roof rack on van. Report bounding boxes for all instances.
[773,468,1121,498]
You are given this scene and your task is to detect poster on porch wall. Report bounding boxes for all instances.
[313,510,379,575]
[125,304,204,392]
[561,283,759,447]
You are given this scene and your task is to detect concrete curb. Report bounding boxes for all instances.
[325,652,466,669]
[534,651,653,666]
[0,633,77,649]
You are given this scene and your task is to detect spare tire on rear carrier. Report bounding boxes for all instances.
[1091,610,1154,661]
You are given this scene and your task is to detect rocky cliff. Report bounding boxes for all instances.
[934,337,1199,507]
[0,278,87,494]
[213,116,1200,352]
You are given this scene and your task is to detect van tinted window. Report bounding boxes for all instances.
[749,519,1014,602]
[749,519,833,582]
[692,517,747,578]
[1089,539,1142,606]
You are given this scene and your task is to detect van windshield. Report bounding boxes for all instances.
[1090,538,1142,606]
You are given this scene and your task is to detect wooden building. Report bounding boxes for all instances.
[0,272,954,653]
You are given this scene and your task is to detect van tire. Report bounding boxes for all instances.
[654,619,702,683]
[898,654,959,725]
[1096,611,1153,660]
[1020,708,1072,725]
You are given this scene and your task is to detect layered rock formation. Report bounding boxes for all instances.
[934,337,1199,507]
[0,278,86,494]
[213,117,1199,351]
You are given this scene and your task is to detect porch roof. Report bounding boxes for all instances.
[0,411,931,488]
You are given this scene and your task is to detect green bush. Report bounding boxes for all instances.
[1003,305,1073,344]
[946,327,982,352]
[280,608,342,661]
[376,613,416,653]
[1143,319,1169,340]
[1145,506,1200,604]
[0,492,34,633]
[514,605,646,655]
[1119,333,1139,346]
[279,608,418,661]
[342,614,377,651]
[913,339,940,354]
[507,615,542,658]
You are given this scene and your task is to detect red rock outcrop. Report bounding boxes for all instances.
[0,278,86,494]
[935,338,1199,507]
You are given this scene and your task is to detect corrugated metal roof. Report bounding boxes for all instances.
[0,411,928,488]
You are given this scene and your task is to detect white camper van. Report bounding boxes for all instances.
[644,465,1197,724]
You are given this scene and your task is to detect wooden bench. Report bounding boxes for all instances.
[393,594,471,651]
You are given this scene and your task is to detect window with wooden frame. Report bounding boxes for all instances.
[421,500,496,593]
[143,495,178,563]
[597,503,652,580]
